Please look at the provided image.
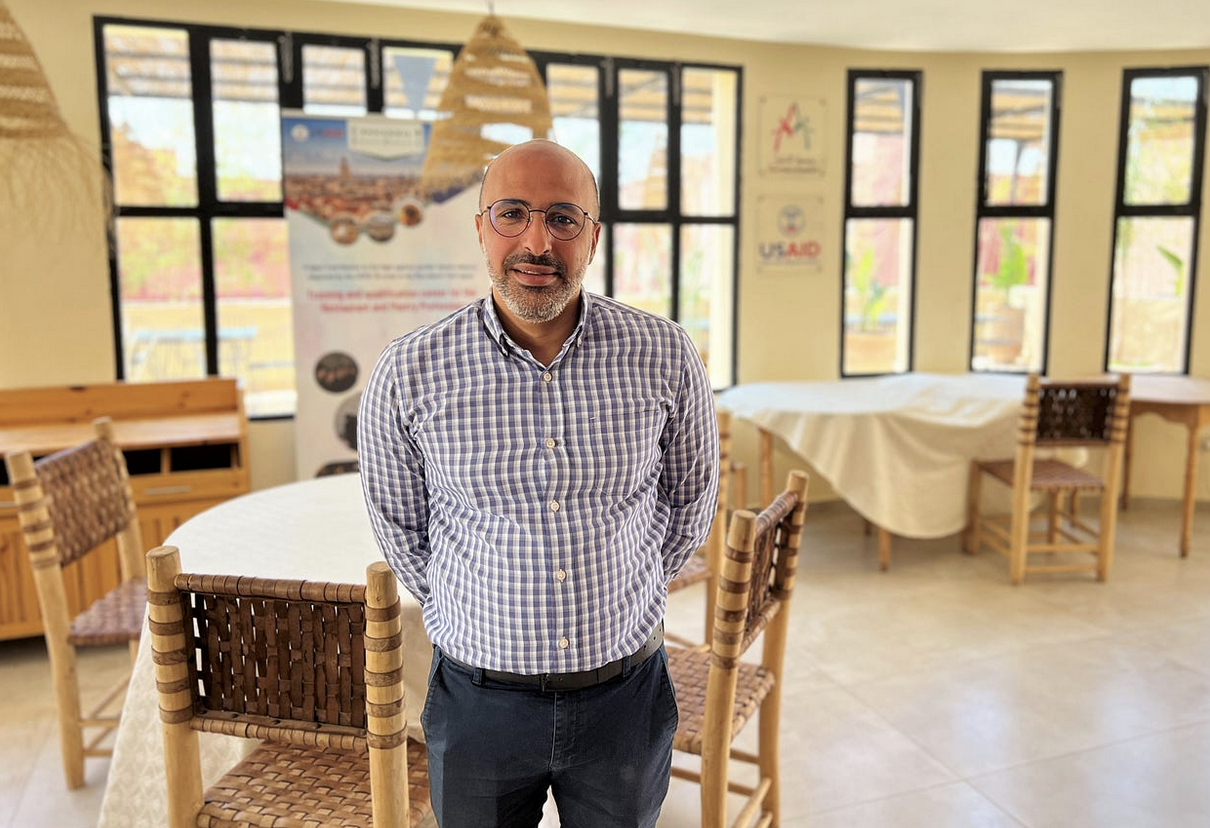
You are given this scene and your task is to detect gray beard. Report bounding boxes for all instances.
[489,257,583,323]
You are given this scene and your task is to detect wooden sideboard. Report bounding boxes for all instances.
[0,378,251,641]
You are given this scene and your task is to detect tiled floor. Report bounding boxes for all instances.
[3,499,1208,828]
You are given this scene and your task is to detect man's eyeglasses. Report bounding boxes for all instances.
[479,199,597,241]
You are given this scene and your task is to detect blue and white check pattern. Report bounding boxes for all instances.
[358,291,719,674]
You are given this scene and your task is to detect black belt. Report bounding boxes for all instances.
[442,625,664,692]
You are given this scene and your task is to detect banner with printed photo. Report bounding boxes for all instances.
[282,112,484,479]
[759,96,826,176]
[756,195,825,273]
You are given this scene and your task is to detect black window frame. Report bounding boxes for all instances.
[968,69,1062,374]
[840,68,922,377]
[94,16,742,417]
[1105,65,1208,375]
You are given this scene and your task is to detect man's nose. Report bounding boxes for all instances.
[518,212,554,254]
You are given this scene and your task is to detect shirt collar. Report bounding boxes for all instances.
[479,291,593,363]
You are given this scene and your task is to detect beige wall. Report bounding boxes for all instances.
[4,0,1210,499]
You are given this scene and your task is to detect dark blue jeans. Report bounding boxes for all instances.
[420,645,679,827]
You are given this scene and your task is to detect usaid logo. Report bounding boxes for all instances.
[760,203,820,264]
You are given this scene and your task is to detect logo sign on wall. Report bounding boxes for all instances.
[757,195,824,273]
[759,96,826,176]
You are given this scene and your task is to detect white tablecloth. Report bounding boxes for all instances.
[717,372,1029,539]
[97,474,430,828]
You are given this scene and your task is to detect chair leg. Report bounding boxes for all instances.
[700,748,729,828]
[1047,492,1060,545]
[963,463,982,555]
[758,692,782,827]
[47,644,86,789]
[1008,499,1030,587]
[1097,491,1117,582]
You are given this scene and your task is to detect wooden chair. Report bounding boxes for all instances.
[667,410,737,649]
[146,545,432,828]
[667,469,809,828]
[963,374,1132,585]
[4,416,146,789]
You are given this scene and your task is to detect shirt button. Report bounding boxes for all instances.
[555,568,567,582]
[549,500,560,512]
[542,372,553,382]
[558,637,570,649]
[545,437,557,449]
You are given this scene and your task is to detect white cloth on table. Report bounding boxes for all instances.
[716,372,1031,539]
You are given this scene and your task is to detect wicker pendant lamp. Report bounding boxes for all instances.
[419,13,553,203]
[0,0,108,236]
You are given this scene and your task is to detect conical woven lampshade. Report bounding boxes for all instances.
[0,0,68,139]
[0,0,108,239]
[419,14,553,202]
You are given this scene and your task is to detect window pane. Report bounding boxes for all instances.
[211,39,282,202]
[303,44,366,115]
[850,78,914,207]
[1124,76,1200,206]
[972,218,1050,372]
[986,79,1054,207]
[681,68,737,216]
[613,223,671,316]
[680,224,734,386]
[582,226,607,296]
[843,218,913,375]
[618,69,668,211]
[1108,216,1194,372]
[103,25,197,207]
[213,218,295,417]
[117,218,204,381]
[549,64,601,186]
[383,47,452,120]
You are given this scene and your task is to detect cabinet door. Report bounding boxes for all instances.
[0,519,123,641]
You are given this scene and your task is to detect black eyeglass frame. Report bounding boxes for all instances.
[478,199,599,241]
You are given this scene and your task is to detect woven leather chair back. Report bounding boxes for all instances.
[27,437,135,567]
[708,470,807,664]
[1032,379,1125,447]
[739,483,806,652]
[180,576,370,729]
[151,564,404,753]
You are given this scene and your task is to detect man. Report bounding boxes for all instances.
[358,140,719,827]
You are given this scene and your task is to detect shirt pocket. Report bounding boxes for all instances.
[586,402,665,497]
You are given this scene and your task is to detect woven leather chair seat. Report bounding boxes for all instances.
[68,577,147,646]
[667,553,710,592]
[666,646,775,755]
[977,458,1106,492]
[200,739,432,828]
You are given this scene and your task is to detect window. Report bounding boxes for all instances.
[1107,67,1207,374]
[970,72,1061,373]
[96,19,741,418]
[99,22,291,417]
[841,70,921,376]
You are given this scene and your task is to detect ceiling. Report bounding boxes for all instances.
[326,0,1210,53]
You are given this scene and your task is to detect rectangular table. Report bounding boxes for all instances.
[1122,375,1210,557]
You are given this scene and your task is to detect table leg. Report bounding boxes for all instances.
[878,527,891,571]
[1121,414,1135,510]
[1180,424,1198,558]
[759,428,774,508]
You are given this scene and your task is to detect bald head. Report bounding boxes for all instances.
[479,140,600,218]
